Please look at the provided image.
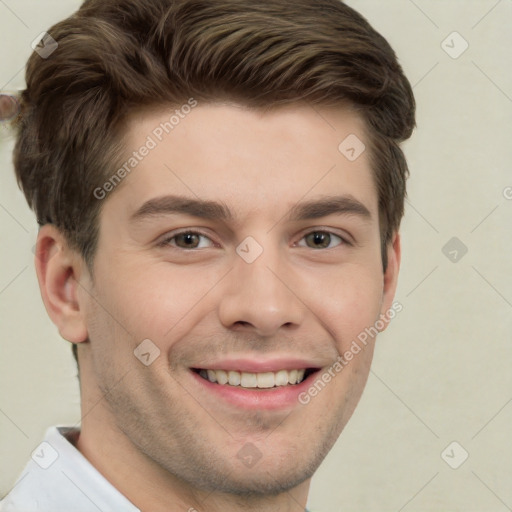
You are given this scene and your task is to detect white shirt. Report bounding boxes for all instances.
[0,426,140,512]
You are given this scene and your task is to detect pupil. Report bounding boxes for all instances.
[181,233,197,247]
[311,232,329,248]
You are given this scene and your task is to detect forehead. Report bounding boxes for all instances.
[102,102,378,225]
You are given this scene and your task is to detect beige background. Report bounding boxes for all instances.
[1,1,511,510]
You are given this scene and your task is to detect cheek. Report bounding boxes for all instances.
[305,263,384,349]
[91,261,223,347]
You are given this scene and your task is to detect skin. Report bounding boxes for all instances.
[35,102,400,512]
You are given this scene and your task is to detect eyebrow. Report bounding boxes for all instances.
[131,196,233,222]
[130,194,372,223]
[287,195,371,222]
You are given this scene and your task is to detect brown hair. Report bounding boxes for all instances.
[14,0,415,269]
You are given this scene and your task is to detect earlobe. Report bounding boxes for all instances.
[34,225,89,344]
[380,232,401,322]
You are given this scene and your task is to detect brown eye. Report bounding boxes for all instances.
[160,231,214,249]
[300,231,344,249]
[174,233,201,248]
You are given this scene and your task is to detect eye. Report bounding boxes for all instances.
[159,231,215,249]
[297,230,346,249]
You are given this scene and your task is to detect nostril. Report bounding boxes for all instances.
[233,321,252,328]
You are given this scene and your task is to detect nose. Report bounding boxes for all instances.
[217,246,305,337]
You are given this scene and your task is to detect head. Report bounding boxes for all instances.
[14,0,414,502]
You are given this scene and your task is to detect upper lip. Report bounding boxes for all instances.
[192,358,323,373]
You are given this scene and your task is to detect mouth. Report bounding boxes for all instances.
[193,368,318,389]
[189,359,324,410]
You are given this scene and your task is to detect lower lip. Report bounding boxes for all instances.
[190,370,318,411]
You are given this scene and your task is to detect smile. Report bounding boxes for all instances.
[196,368,313,389]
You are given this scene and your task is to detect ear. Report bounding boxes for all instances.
[34,225,89,344]
[379,232,401,327]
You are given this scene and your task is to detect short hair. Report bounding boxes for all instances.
[14,0,415,269]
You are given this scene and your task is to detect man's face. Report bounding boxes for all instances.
[79,102,398,495]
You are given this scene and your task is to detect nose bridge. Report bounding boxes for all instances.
[218,236,304,335]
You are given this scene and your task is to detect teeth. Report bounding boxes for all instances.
[199,368,308,388]
[216,370,228,385]
[257,372,275,389]
[228,370,241,386]
[275,370,289,386]
[241,372,258,388]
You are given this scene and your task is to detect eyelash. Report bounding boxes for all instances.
[158,230,215,250]
[157,228,352,250]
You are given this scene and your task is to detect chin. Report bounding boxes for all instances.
[165,436,333,498]
[194,462,318,497]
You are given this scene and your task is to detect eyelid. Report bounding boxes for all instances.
[157,228,217,248]
[296,227,353,247]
